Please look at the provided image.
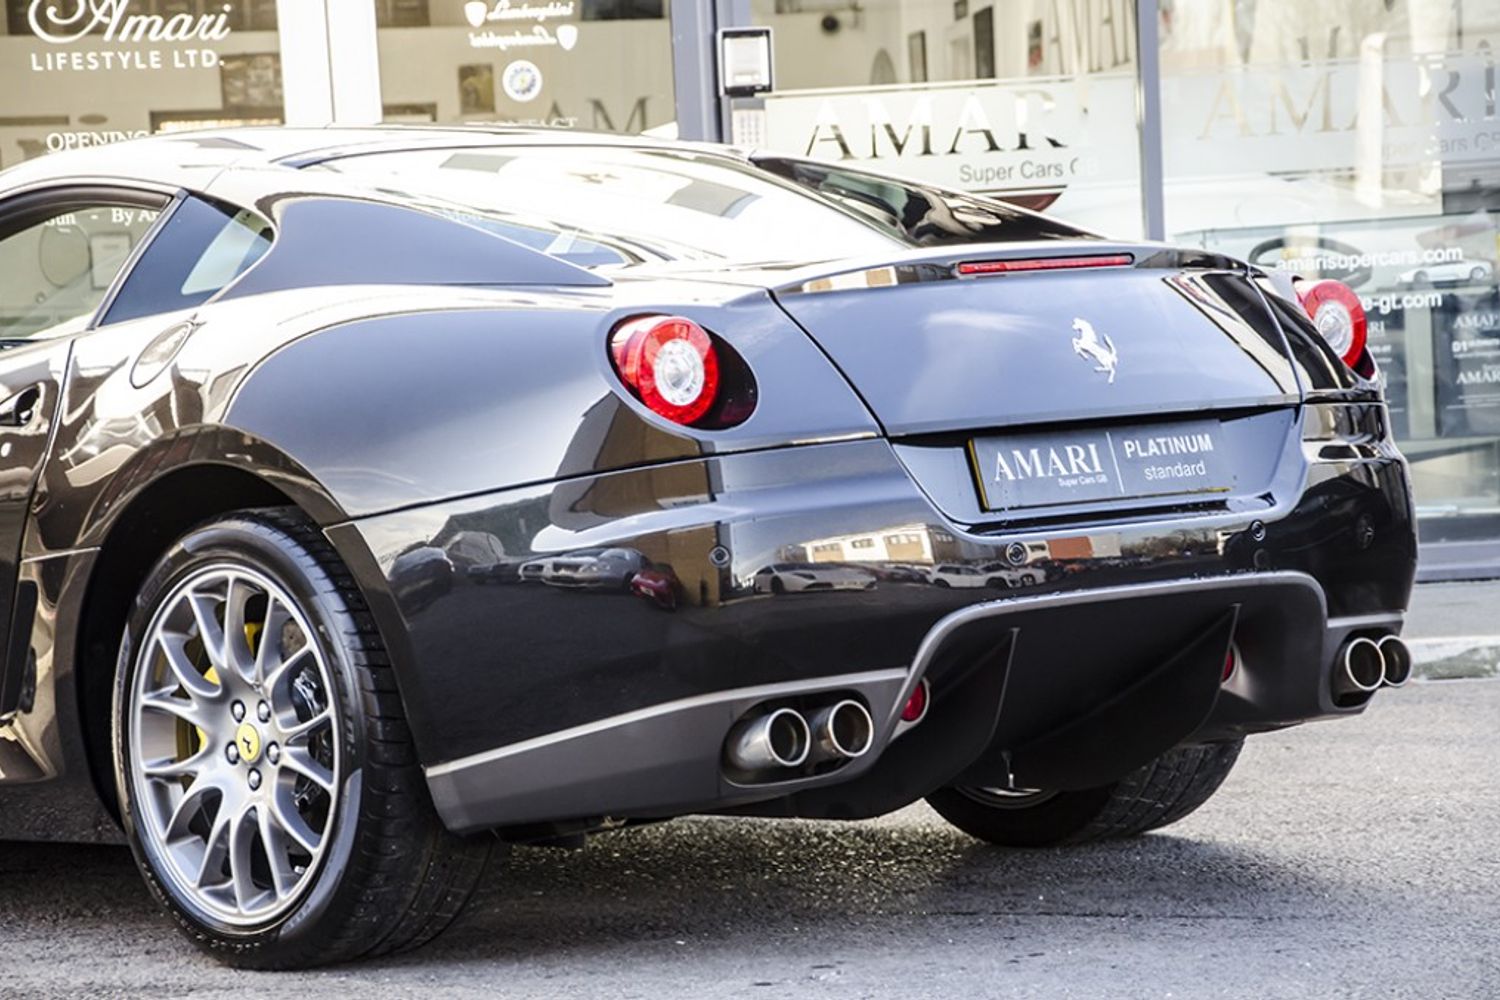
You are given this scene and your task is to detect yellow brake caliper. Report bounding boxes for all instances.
[174,621,261,764]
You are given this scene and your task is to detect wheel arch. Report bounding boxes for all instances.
[68,433,380,820]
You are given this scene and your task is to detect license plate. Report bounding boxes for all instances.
[969,420,1235,511]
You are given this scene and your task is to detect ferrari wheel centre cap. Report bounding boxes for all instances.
[235,722,263,764]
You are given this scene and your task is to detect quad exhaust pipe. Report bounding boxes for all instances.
[808,699,874,761]
[1331,634,1414,698]
[725,699,874,773]
[1377,635,1412,688]
[1332,637,1385,698]
[726,708,810,771]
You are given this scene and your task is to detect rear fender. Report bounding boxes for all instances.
[225,292,877,518]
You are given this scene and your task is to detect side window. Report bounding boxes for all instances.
[103,196,272,326]
[0,202,163,341]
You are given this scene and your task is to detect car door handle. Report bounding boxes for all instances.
[0,384,43,427]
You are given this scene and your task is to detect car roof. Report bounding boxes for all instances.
[0,125,743,197]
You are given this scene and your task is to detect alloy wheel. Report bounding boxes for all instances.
[125,563,341,927]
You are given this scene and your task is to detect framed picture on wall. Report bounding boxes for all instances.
[219,53,283,112]
[459,64,496,114]
[908,31,928,83]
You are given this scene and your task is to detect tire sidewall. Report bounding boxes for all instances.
[111,515,369,961]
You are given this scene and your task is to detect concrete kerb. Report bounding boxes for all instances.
[1406,636,1500,681]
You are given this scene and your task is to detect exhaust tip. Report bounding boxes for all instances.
[1333,636,1385,698]
[1378,635,1413,688]
[726,707,811,771]
[811,699,874,761]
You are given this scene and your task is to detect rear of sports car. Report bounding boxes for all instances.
[322,230,1413,843]
[196,136,1406,846]
[69,135,1416,968]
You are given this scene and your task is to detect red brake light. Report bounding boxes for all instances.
[1295,279,1367,367]
[609,315,721,426]
[957,254,1133,276]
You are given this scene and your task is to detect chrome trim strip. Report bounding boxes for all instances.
[424,666,908,780]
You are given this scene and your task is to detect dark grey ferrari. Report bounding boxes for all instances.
[0,127,1415,967]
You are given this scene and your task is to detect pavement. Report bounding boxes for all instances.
[1,677,1495,999]
[1404,580,1500,679]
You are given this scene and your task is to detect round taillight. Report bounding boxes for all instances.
[1295,279,1367,368]
[610,315,721,426]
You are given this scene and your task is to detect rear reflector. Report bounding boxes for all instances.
[957,254,1134,276]
[900,679,929,723]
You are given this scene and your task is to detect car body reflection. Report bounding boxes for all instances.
[541,547,648,591]
[629,565,681,610]
[390,545,455,608]
[927,563,990,588]
[752,562,877,594]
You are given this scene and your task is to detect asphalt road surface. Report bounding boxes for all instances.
[2,680,1495,1000]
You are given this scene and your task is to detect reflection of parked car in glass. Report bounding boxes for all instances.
[630,565,681,609]
[927,564,990,588]
[978,562,1044,588]
[1399,259,1492,286]
[753,563,877,594]
[543,547,647,590]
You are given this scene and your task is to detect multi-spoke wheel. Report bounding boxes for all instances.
[127,564,338,927]
[113,509,492,968]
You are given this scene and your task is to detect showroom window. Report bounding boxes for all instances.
[0,0,284,170]
[1158,0,1500,540]
[373,0,676,132]
[747,0,1146,236]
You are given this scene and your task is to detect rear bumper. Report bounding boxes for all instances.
[423,573,1398,832]
[331,421,1415,834]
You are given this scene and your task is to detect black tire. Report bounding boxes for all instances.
[112,507,493,968]
[926,740,1243,848]
[771,577,785,595]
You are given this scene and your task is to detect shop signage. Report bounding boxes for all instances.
[762,76,1137,201]
[464,0,579,52]
[25,0,233,71]
[1166,53,1500,176]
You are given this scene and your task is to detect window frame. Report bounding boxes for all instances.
[0,183,175,342]
[100,192,277,327]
